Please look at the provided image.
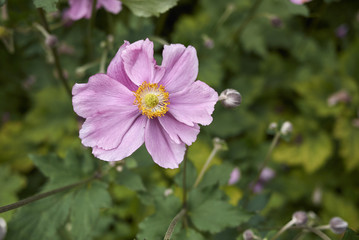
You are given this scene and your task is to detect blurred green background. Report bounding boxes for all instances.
[0,0,359,239]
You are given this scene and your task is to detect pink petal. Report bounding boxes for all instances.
[158,114,200,145]
[72,73,136,118]
[80,109,139,150]
[67,0,92,20]
[121,39,156,86]
[97,0,122,14]
[169,81,218,126]
[107,41,137,91]
[145,119,186,169]
[159,44,198,93]
[92,115,147,161]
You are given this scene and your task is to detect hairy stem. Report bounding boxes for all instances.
[37,8,72,98]
[306,227,332,240]
[0,173,100,213]
[193,145,221,188]
[163,208,187,240]
[271,219,295,240]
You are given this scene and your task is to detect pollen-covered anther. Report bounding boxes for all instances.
[134,81,170,119]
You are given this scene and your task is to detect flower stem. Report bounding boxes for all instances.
[0,173,100,213]
[87,0,98,59]
[163,208,187,240]
[271,219,295,240]
[233,0,263,41]
[37,8,72,98]
[193,144,221,188]
[182,155,188,209]
[306,227,332,240]
[252,131,280,188]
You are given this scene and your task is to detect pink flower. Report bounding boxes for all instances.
[290,0,311,5]
[72,39,218,169]
[228,167,240,185]
[65,0,122,21]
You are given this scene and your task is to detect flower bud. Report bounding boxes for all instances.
[243,229,255,240]
[228,167,240,185]
[218,89,242,108]
[292,211,307,225]
[259,167,275,182]
[164,188,173,197]
[330,217,348,234]
[280,121,293,135]
[270,16,283,28]
[45,34,58,48]
[335,24,348,39]
[0,217,7,240]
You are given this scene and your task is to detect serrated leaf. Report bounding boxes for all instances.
[7,152,110,240]
[116,168,146,192]
[33,0,58,12]
[122,0,179,17]
[70,181,111,240]
[246,192,271,212]
[137,193,181,240]
[342,228,359,240]
[173,228,205,240]
[189,198,250,234]
[197,162,233,189]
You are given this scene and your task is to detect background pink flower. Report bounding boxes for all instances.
[72,39,218,169]
[290,0,311,5]
[65,0,122,21]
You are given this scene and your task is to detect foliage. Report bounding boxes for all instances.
[1,0,359,239]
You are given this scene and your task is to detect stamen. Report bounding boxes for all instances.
[133,81,170,119]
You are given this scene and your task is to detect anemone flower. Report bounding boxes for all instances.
[72,39,218,168]
[65,0,122,21]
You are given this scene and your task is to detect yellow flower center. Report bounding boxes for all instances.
[134,81,170,119]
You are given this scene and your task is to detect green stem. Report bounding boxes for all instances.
[193,145,221,188]
[233,0,263,42]
[252,131,280,188]
[87,0,98,59]
[0,173,100,213]
[163,208,187,240]
[37,8,72,98]
[182,155,187,209]
[306,227,331,240]
[270,219,295,240]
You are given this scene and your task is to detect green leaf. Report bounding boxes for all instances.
[0,166,26,221]
[173,228,205,240]
[137,193,181,240]
[33,0,58,12]
[116,168,146,192]
[246,192,272,212]
[188,188,251,234]
[197,162,233,189]
[7,152,111,240]
[70,181,111,240]
[334,118,359,171]
[189,198,250,234]
[122,0,179,17]
[273,131,332,173]
[342,228,359,240]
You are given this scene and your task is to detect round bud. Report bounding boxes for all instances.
[0,218,7,240]
[330,217,348,234]
[269,122,278,131]
[219,89,242,108]
[280,121,293,135]
[243,229,255,240]
[259,167,275,182]
[45,35,58,48]
[292,211,307,225]
[270,16,283,28]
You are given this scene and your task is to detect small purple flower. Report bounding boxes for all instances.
[290,0,311,5]
[335,24,349,39]
[65,0,122,21]
[259,167,275,182]
[228,167,241,185]
[72,39,218,169]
